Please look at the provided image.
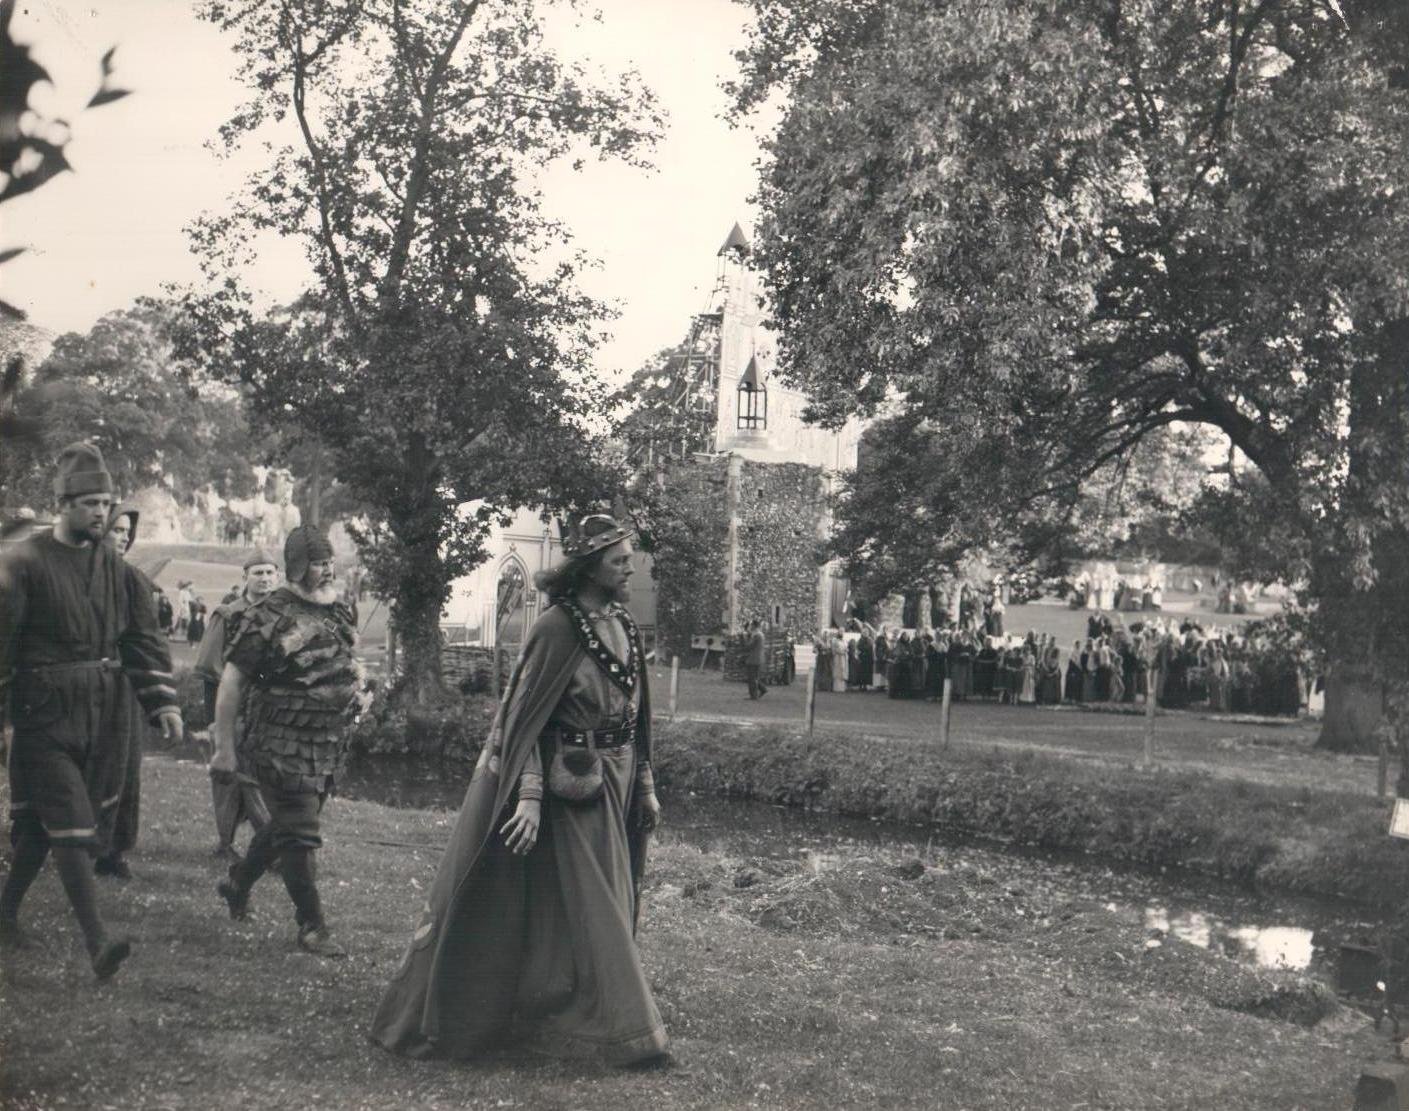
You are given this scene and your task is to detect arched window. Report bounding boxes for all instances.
[737,355,767,431]
[495,558,529,648]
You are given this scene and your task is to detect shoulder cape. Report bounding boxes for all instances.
[370,602,653,1058]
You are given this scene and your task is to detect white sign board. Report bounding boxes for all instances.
[1389,798,1409,840]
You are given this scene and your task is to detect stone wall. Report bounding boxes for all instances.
[734,460,826,638]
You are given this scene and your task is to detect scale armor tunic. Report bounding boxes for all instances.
[225,587,360,794]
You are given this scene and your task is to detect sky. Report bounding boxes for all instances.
[4,0,768,379]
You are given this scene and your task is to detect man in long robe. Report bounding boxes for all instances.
[93,504,152,880]
[372,514,667,1067]
[0,444,181,979]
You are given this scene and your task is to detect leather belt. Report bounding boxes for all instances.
[17,658,120,675]
[544,724,636,750]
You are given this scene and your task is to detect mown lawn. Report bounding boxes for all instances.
[0,757,1384,1110]
[664,667,1377,798]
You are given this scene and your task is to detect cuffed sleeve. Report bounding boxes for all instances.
[516,741,544,802]
[117,566,179,722]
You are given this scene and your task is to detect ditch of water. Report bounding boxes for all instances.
[335,757,1386,981]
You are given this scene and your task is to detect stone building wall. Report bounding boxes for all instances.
[733,459,827,638]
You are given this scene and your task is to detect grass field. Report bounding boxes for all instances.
[0,758,1381,1110]
[659,666,1374,799]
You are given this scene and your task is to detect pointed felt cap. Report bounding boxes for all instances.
[718,222,750,257]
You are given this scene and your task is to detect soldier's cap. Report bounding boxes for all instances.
[243,548,278,571]
[53,441,113,498]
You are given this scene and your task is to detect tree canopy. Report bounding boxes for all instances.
[1,303,254,511]
[731,0,1409,746]
[182,0,659,696]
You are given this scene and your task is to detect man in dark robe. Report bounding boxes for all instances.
[372,514,667,1067]
[0,444,182,979]
[743,618,768,700]
[93,504,151,880]
[211,527,363,957]
[193,550,277,859]
[856,627,874,692]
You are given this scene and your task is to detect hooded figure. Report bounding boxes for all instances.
[93,504,148,879]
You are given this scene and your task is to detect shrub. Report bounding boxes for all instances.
[348,688,498,762]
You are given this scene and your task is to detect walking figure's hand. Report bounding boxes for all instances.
[209,745,237,775]
[501,799,541,855]
[157,710,183,743]
[639,793,662,832]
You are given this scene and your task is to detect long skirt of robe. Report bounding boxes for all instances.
[909,655,927,697]
[831,648,848,693]
[100,681,145,855]
[973,657,996,698]
[509,743,667,1062]
[950,657,973,699]
[1081,669,1097,702]
[1064,663,1083,702]
[1019,664,1037,704]
[815,652,833,692]
[887,657,909,698]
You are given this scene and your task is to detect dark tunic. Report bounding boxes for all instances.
[973,647,997,698]
[224,587,360,794]
[1064,658,1083,702]
[857,635,875,687]
[1038,661,1063,704]
[0,533,176,847]
[372,601,665,1064]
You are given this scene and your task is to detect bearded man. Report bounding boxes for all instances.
[0,444,181,979]
[210,527,362,957]
[372,513,667,1067]
[193,550,278,860]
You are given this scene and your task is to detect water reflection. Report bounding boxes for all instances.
[1146,906,1316,970]
[331,757,1374,982]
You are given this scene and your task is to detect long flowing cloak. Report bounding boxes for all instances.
[370,605,657,1061]
[104,561,160,854]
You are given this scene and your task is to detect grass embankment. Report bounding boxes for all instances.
[652,720,1408,910]
[0,758,1379,1110]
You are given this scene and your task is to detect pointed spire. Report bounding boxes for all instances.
[718,222,751,258]
[739,355,763,390]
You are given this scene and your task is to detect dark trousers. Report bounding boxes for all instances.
[745,664,766,700]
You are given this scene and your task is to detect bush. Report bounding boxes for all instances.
[651,719,1408,908]
[348,688,498,762]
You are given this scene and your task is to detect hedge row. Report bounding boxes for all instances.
[649,719,1409,910]
[170,662,1406,908]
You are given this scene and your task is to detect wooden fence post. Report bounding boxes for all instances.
[669,655,680,721]
[939,677,953,750]
[1379,734,1390,799]
[1144,671,1158,767]
[804,667,817,736]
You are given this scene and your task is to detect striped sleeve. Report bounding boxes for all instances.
[117,565,179,722]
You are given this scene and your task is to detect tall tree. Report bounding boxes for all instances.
[1,302,253,511]
[731,0,1409,753]
[182,0,658,701]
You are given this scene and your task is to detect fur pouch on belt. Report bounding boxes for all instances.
[547,734,604,803]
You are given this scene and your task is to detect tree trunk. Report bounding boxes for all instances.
[1316,663,1385,753]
